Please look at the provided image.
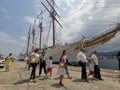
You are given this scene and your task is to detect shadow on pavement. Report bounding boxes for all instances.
[14,79,29,85]
[72,79,86,82]
[51,83,61,88]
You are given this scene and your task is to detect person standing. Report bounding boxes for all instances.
[25,55,29,68]
[46,56,53,79]
[30,48,39,83]
[25,55,31,70]
[117,51,120,77]
[61,50,72,79]
[76,48,89,82]
[39,50,47,78]
[91,51,103,80]
[88,60,94,78]
[57,57,66,86]
[27,54,31,70]
[5,53,13,72]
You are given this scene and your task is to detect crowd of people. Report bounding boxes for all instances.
[76,48,103,83]
[24,48,105,86]
[25,49,72,84]
[3,48,120,87]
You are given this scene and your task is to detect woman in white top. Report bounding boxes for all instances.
[61,50,72,79]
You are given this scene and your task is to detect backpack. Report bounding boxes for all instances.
[30,56,37,63]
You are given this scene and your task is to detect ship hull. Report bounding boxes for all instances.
[46,23,120,61]
[47,42,101,61]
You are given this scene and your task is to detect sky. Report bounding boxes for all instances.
[0,0,120,57]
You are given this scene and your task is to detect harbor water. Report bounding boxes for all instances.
[99,59,119,70]
[53,59,119,70]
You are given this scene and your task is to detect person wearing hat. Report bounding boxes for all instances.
[76,48,89,82]
[29,48,40,83]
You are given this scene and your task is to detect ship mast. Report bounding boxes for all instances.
[41,0,63,47]
[38,11,43,50]
[26,26,31,55]
[32,27,35,52]
[52,0,55,47]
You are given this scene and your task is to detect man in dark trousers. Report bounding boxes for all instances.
[76,48,89,82]
[91,51,103,80]
[117,51,120,77]
[39,50,47,78]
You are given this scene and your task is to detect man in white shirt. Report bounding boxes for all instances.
[91,51,103,80]
[76,48,89,82]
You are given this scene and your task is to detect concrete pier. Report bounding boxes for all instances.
[0,61,120,90]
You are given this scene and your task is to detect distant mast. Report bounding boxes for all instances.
[51,0,55,47]
[32,28,35,52]
[38,11,43,50]
[26,26,31,55]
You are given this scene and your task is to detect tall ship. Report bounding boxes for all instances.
[47,23,120,61]
[22,0,120,61]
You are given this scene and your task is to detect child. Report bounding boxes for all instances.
[57,57,66,86]
[46,56,53,79]
[88,60,94,78]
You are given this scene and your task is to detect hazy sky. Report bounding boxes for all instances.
[0,0,120,56]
